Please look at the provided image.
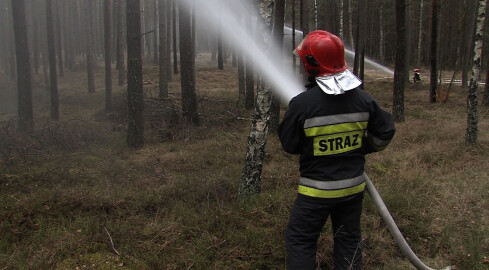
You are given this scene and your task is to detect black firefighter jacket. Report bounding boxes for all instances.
[277,84,395,200]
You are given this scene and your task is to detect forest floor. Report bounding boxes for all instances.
[1,54,489,269]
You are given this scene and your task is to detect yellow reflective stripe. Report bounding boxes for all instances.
[304,121,368,137]
[298,182,366,198]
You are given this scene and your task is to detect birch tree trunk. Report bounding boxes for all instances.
[239,0,274,197]
[466,0,486,145]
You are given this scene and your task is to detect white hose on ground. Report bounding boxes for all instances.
[363,173,453,270]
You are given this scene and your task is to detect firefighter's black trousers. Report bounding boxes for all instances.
[285,193,364,270]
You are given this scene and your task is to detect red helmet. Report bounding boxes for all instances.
[414,68,420,72]
[294,30,347,77]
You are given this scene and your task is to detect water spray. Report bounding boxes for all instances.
[181,0,451,268]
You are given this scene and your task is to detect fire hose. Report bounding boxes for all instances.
[364,173,453,270]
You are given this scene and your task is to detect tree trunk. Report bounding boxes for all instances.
[417,0,424,66]
[46,0,59,121]
[179,1,199,125]
[466,0,486,145]
[104,0,113,112]
[239,0,274,197]
[126,0,144,148]
[338,0,344,39]
[172,0,178,74]
[299,0,309,81]
[217,25,224,70]
[393,0,407,123]
[245,0,255,110]
[379,0,385,63]
[140,0,145,59]
[166,0,172,80]
[269,0,285,133]
[116,0,126,86]
[11,0,34,132]
[354,0,366,82]
[291,0,297,70]
[86,0,96,93]
[429,0,439,103]
[153,0,159,65]
[348,0,354,48]
[54,0,64,78]
[158,0,168,99]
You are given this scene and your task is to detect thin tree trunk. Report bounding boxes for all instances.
[166,0,172,80]
[104,0,113,112]
[140,0,145,59]
[158,0,168,99]
[269,0,285,133]
[245,0,255,110]
[116,0,126,86]
[86,0,96,93]
[33,17,40,75]
[126,0,144,148]
[291,0,296,70]
[339,0,344,39]
[172,0,178,74]
[300,0,309,81]
[217,25,223,70]
[379,0,385,62]
[237,9,245,102]
[11,0,34,132]
[429,0,439,103]
[46,0,59,121]
[154,0,159,64]
[179,1,199,125]
[54,0,64,77]
[466,0,486,145]
[393,0,407,123]
[417,0,424,66]
[348,0,354,48]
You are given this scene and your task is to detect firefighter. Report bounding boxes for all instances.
[413,68,421,83]
[278,30,396,270]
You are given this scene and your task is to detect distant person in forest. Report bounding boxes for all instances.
[413,68,421,83]
[277,30,396,270]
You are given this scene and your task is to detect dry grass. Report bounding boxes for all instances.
[0,57,488,269]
